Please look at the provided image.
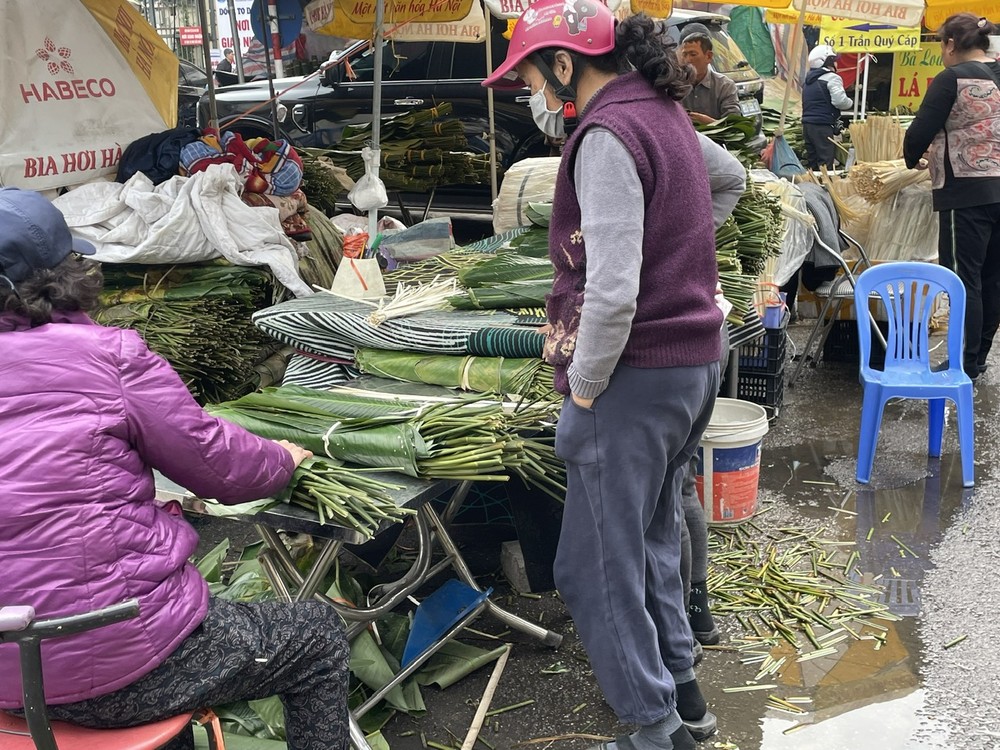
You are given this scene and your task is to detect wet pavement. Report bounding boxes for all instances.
[375,320,1000,750]
[193,318,1000,749]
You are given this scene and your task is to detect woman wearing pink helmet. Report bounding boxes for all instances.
[485,3,724,749]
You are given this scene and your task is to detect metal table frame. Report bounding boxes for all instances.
[173,476,562,750]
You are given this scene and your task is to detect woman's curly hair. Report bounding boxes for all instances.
[1,256,103,326]
[534,13,694,101]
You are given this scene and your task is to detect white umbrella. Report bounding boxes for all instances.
[0,0,178,190]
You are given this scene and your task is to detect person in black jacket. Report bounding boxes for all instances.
[801,45,852,169]
[215,48,239,87]
[903,13,1000,381]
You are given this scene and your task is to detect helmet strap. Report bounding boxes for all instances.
[531,52,580,103]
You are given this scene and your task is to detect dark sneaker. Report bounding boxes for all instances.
[682,710,718,741]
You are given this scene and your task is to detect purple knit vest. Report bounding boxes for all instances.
[543,72,723,395]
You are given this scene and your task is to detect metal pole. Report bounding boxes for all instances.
[778,1,808,133]
[860,52,871,119]
[257,0,282,138]
[367,0,385,239]
[268,1,285,78]
[484,9,499,205]
[227,0,246,82]
[197,0,219,129]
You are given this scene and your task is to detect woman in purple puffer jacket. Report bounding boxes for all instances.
[0,187,349,750]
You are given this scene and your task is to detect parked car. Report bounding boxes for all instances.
[178,59,209,129]
[200,13,764,220]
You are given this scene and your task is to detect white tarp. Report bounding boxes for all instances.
[0,1,174,190]
[52,165,312,297]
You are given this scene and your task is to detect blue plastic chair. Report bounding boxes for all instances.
[854,262,975,487]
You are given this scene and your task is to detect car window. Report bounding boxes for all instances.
[349,41,432,82]
[705,30,749,74]
[179,61,209,87]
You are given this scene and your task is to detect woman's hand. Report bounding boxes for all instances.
[538,323,553,335]
[571,393,595,410]
[916,158,929,171]
[275,439,313,468]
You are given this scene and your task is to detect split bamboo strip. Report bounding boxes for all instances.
[850,160,930,203]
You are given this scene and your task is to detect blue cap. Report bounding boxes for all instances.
[0,188,95,285]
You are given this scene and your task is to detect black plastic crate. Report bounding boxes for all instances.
[719,371,784,420]
[823,319,888,369]
[739,314,789,374]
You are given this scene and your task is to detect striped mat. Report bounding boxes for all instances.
[253,293,522,358]
[282,354,359,389]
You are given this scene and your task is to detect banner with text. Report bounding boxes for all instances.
[1,0,175,190]
[819,19,920,52]
[890,43,945,111]
[791,0,923,27]
[485,0,621,20]
[216,0,256,56]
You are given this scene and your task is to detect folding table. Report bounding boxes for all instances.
[158,472,563,750]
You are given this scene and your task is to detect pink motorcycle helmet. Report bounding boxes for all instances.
[483,0,617,89]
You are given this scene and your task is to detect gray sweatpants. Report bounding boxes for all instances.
[553,362,719,726]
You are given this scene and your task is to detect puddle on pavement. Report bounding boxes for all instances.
[698,443,972,750]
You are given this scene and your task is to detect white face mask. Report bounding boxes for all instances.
[529,82,566,139]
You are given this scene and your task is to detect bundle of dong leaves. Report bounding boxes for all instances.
[695,113,763,167]
[354,347,558,402]
[210,385,566,501]
[95,263,279,404]
[320,102,491,191]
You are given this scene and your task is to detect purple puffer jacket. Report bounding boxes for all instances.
[0,310,295,708]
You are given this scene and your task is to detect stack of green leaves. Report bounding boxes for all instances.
[450,251,553,311]
[279,458,414,537]
[320,102,492,191]
[209,385,565,498]
[354,348,558,402]
[95,263,278,404]
[695,114,762,167]
[732,179,784,279]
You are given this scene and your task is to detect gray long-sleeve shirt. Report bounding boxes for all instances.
[566,129,746,400]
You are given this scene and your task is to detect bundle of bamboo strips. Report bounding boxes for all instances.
[847,115,906,163]
[850,159,930,202]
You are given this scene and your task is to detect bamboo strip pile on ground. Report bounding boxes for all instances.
[707,520,898,647]
[96,263,279,404]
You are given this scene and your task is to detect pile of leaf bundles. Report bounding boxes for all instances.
[695,114,762,166]
[322,102,492,191]
[277,457,413,537]
[732,179,784,279]
[715,216,756,324]
[209,386,565,497]
[354,348,558,402]
[95,263,278,404]
[296,206,344,291]
[849,159,930,202]
[451,251,554,311]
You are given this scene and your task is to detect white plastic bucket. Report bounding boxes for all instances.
[696,398,769,525]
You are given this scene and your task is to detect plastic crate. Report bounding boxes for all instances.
[735,371,784,419]
[719,370,784,419]
[823,319,888,369]
[739,313,789,374]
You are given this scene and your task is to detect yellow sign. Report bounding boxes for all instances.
[791,0,924,27]
[631,0,673,17]
[765,8,823,23]
[819,19,920,52]
[890,42,945,111]
[309,0,474,38]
